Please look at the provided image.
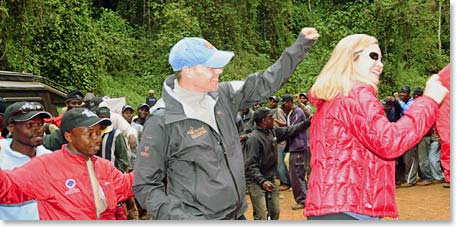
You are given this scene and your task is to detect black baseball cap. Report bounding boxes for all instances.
[299,93,308,99]
[253,107,274,124]
[268,96,279,103]
[60,108,111,135]
[413,87,423,96]
[280,94,294,104]
[137,103,150,110]
[3,101,51,125]
[122,105,134,113]
[65,89,84,103]
[400,86,411,94]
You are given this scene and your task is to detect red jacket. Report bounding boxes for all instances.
[305,84,438,218]
[436,64,450,182]
[0,145,134,220]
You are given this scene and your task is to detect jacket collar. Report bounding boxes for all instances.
[62,144,98,164]
[160,75,219,124]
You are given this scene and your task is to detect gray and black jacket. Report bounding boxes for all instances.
[133,34,316,220]
[245,121,310,186]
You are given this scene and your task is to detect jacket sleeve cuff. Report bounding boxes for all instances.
[297,33,316,49]
[258,178,266,187]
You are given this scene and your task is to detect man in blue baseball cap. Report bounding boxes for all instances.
[134,27,320,220]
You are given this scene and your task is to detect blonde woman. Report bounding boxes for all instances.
[305,34,447,220]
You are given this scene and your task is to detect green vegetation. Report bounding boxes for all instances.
[0,0,450,107]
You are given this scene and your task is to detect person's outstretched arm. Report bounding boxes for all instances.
[220,28,319,113]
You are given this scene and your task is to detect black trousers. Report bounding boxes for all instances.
[307,213,357,220]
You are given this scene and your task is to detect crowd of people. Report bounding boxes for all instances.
[0,27,450,220]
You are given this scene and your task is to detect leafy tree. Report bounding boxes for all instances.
[0,0,450,108]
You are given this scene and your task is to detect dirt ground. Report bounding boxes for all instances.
[244,182,451,220]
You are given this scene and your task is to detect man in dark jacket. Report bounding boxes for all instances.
[133,28,319,220]
[281,94,309,210]
[145,90,157,107]
[245,107,309,220]
[382,96,404,187]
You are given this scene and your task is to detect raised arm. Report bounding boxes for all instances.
[221,28,319,112]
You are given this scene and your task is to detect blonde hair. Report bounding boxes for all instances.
[310,34,379,101]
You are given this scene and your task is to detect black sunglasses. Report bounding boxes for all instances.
[354,50,380,61]
[368,52,379,61]
[11,102,44,117]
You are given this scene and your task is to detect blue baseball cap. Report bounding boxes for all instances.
[168,37,235,72]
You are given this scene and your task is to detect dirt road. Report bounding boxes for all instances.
[244,182,450,220]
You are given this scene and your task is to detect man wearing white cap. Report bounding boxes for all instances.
[134,27,319,220]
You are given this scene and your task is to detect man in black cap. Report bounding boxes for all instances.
[0,101,53,220]
[268,96,290,191]
[119,104,150,220]
[382,97,402,123]
[0,108,134,219]
[398,85,413,113]
[133,103,150,126]
[44,89,84,128]
[64,90,84,110]
[413,86,424,99]
[296,93,313,120]
[411,87,435,186]
[396,85,419,188]
[120,104,139,166]
[121,105,135,125]
[145,90,157,107]
[245,107,310,220]
[280,94,309,210]
[381,95,403,187]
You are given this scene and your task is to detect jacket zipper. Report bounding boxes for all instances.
[192,162,199,202]
[211,97,242,218]
[219,140,242,215]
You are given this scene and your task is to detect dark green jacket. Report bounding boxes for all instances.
[97,128,130,173]
[42,128,66,151]
[133,34,316,220]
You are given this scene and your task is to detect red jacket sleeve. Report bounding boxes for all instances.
[0,159,49,203]
[436,64,450,144]
[347,87,439,159]
[105,162,134,202]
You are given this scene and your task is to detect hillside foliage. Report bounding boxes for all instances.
[0,0,450,106]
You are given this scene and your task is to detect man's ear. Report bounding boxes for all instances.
[6,124,14,134]
[181,66,193,79]
[63,131,72,143]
